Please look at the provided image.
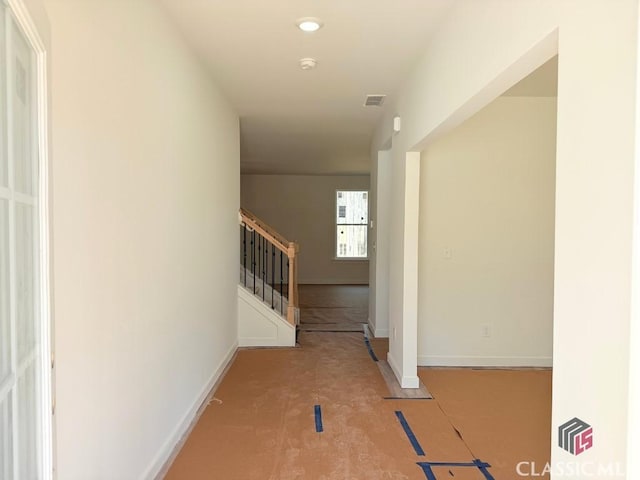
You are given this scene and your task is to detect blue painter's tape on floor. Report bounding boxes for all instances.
[416,460,494,480]
[473,459,495,480]
[314,405,323,433]
[395,411,425,456]
[364,336,379,362]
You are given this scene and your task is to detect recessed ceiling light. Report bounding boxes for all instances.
[296,17,323,33]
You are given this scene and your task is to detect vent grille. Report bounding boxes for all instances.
[364,94,386,107]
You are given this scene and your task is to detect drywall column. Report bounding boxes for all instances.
[627,6,640,477]
[629,139,640,479]
[368,154,379,333]
[386,146,420,388]
[369,149,392,337]
[550,3,635,473]
[401,152,420,387]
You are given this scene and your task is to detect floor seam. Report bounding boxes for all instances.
[434,398,479,460]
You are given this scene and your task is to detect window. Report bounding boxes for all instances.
[336,190,368,258]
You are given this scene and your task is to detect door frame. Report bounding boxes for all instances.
[4,0,53,477]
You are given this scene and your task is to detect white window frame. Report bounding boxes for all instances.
[334,189,369,261]
[2,0,53,478]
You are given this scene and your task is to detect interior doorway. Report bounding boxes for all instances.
[417,56,558,368]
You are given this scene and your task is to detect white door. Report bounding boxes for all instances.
[0,2,51,479]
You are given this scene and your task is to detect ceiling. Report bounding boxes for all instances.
[158,0,456,175]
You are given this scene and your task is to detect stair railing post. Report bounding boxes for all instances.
[242,224,247,287]
[287,242,299,326]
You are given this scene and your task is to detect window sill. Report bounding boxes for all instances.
[333,257,369,262]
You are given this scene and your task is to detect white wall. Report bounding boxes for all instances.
[629,5,640,473]
[372,0,637,476]
[241,174,370,284]
[368,149,392,337]
[418,96,556,367]
[45,1,240,478]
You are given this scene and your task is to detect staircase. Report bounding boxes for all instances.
[238,208,299,347]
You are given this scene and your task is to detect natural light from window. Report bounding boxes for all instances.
[336,190,368,259]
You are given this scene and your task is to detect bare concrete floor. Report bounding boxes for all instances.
[164,331,551,479]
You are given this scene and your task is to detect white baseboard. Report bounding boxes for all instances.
[387,351,419,388]
[417,354,553,368]
[143,340,238,480]
[298,278,369,285]
[367,319,375,337]
[367,319,389,338]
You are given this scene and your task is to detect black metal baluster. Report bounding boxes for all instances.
[263,238,266,301]
[251,230,256,294]
[257,234,261,296]
[271,244,275,309]
[280,251,283,315]
[243,225,247,287]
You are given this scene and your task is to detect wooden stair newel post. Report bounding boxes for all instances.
[287,242,299,326]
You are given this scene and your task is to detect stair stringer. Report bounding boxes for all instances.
[237,285,296,347]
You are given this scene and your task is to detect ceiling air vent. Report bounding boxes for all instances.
[364,94,386,107]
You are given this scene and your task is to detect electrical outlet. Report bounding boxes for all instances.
[444,247,452,260]
[481,324,491,338]
[393,327,397,340]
